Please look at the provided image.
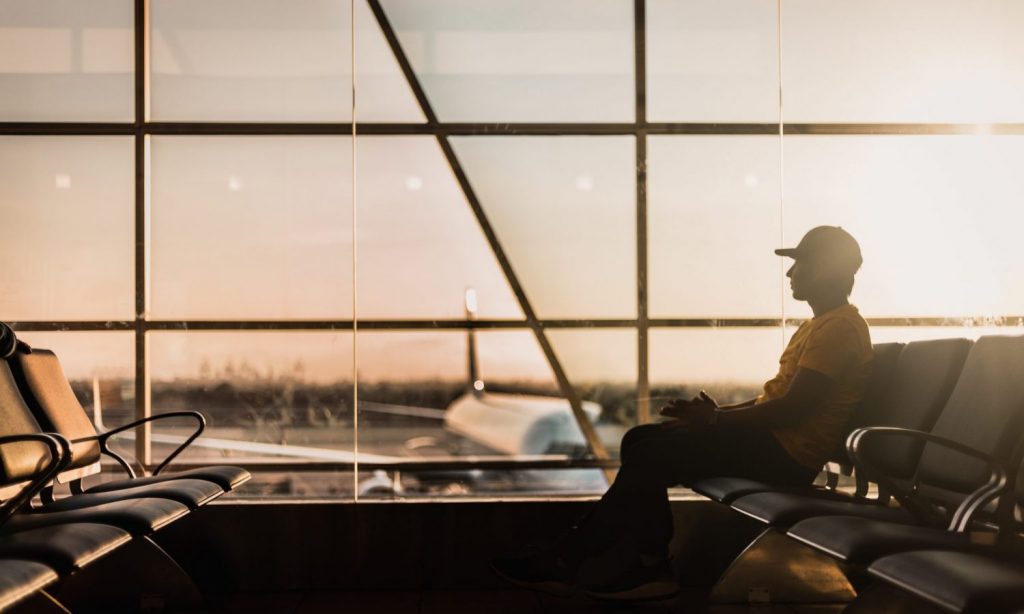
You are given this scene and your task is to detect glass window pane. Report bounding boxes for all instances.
[783,136,1024,319]
[149,136,353,320]
[547,328,636,452]
[356,137,521,319]
[784,0,1024,122]
[0,137,134,321]
[647,0,779,122]
[381,0,634,122]
[648,136,782,318]
[452,137,636,319]
[148,331,355,474]
[150,0,353,121]
[0,0,133,121]
[650,327,783,404]
[357,330,602,461]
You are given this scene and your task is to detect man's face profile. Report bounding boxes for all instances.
[786,258,814,301]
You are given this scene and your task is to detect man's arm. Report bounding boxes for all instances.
[659,368,835,430]
[713,367,835,428]
[718,398,758,411]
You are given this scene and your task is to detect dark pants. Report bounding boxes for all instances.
[564,423,818,561]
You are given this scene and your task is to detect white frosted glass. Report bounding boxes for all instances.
[382,0,634,121]
[647,0,779,122]
[650,327,784,391]
[151,0,350,121]
[784,0,1024,122]
[451,137,636,319]
[151,0,421,122]
[356,137,521,319]
[547,328,636,384]
[648,136,782,318]
[149,137,353,319]
[0,137,134,320]
[0,0,133,120]
[783,136,1024,319]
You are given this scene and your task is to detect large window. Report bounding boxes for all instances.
[3,0,1023,500]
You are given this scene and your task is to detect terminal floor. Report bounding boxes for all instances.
[223,589,847,613]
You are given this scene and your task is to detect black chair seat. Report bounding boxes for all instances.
[731,491,913,527]
[693,476,856,505]
[786,515,982,564]
[86,465,251,494]
[0,559,58,611]
[43,478,222,512]
[0,523,131,573]
[3,498,189,536]
[691,477,778,503]
[869,550,1024,613]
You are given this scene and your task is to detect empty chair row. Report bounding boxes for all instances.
[0,322,252,611]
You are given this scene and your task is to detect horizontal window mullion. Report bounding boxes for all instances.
[9,317,1024,332]
[5,122,1024,137]
[138,459,621,473]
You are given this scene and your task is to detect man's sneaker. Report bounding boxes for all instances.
[583,558,679,602]
[491,550,577,597]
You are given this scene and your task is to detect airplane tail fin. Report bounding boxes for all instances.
[465,288,484,396]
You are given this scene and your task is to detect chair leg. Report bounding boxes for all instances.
[708,527,856,605]
[53,536,205,611]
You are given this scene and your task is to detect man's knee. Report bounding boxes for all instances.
[619,423,665,463]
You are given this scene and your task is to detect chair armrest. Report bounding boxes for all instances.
[0,433,68,527]
[847,427,1008,532]
[74,410,206,478]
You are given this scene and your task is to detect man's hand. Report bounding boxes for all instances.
[659,390,718,430]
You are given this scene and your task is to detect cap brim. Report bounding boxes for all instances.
[774,248,801,257]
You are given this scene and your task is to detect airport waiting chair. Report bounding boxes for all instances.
[0,433,131,611]
[781,334,1024,568]
[9,340,250,497]
[0,332,196,535]
[856,447,1024,612]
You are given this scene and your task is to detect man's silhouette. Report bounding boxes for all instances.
[495,226,873,601]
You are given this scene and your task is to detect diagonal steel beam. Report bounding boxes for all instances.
[366,0,609,461]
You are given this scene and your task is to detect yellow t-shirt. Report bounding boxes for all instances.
[758,304,873,469]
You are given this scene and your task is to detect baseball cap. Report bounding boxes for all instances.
[775,226,863,275]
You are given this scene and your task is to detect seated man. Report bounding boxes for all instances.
[494,226,874,601]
